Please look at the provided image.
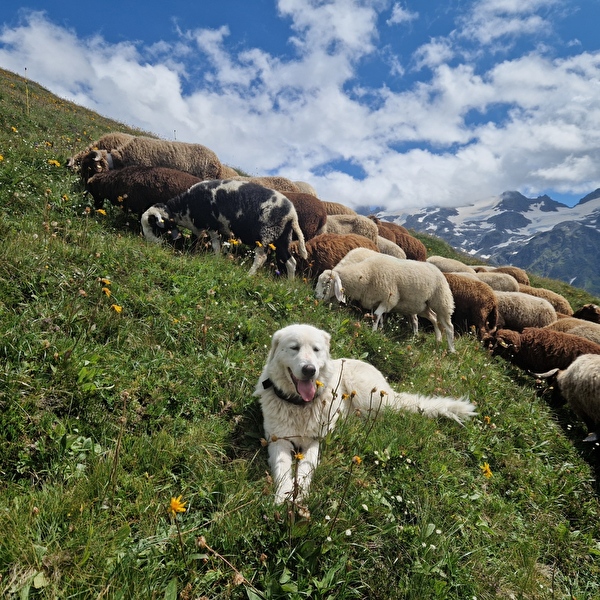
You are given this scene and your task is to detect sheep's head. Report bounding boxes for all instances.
[80,150,109,182]
[315,271,345,303]
[141,205,178,243]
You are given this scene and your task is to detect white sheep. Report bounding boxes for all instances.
[494,291,557,331]
[377,236,407,259]
[323,213,379,242]
[474,272,520,292]
[537,354,600,441]
[427,255,476,274]
[315,255,456,351]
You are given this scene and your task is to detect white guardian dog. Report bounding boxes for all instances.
[255,323,476,503]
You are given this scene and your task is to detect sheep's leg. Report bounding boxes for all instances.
[373,304,388,331]
[409,314,419,335]
[249,246,268,275]
[208,230,222,254]
[436,313,456,353]
[285,255,297,279]
[421,307,442,343]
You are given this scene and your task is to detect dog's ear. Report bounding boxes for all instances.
[332,273,346,303]
[320,329,332,352]
[265,329,283,364]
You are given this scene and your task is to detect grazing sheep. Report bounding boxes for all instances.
[80,136,223,182]
[315,255,456,351]
[492,266,530,285]
[443,273,499,338]
[377,236,406,259]
[384,230,427,261]
[573,304,600,324]
[323,214,379,242]
[378,220,410,237]
[494,291,557,331]
[517,284,573,316]
[483,327,600,373]
[293,181,318,196]
[85,166,201,215]
[141,180,307,278]
[67,132,135,171]
[283,192,328,241]
[368,216,397,242]
[231,175,301,193]
[427,256,476,274]
[536,354,600,441]
[219,165,240,178]
[321,201,357,216]
[293,233,378,278]
[544,318,600,345]
[473,272,520,292]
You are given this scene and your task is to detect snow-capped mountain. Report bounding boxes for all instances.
[378,189,600,296]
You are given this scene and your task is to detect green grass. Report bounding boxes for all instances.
[2,66,600,599]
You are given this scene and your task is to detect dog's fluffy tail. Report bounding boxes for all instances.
[392,393,477,425]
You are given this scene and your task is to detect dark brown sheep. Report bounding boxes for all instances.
[443,273,499,338]
[283,192,328,241]
[483,327,600,373]
[367,216,396,241]
[85,166,201,216]
[394,231,427,261]
[492,266,530,285]
[293,232,378,279]
[573,304,600,324]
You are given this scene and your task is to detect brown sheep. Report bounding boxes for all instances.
[321,201,357,216]
[443,273,499,338]
[367,216,396,241]
[573,304,600,324]
[492,266,530,285]
[544,318,600,345]
[80,136,223,182]
[85,166,201,216]
[293,233,378,279]
[67,132,135,171]
[395,231,427,261]
[283,192,328,241]
[483,327,600,373]
[517,284,573,316]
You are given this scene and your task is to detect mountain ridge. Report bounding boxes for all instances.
[378,190,600,295]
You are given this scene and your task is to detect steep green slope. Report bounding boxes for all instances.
[1,67,600,599]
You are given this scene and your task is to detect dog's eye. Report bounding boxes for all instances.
[290,344,300,351]
[312,346,321,353]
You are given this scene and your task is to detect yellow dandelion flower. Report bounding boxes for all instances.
[342,393,350,400]
[268,243,276,251]
[480,462,492,479]
[169,495,187,516]
[102,287,111,297]
[110,304,123,313]
[11,126,17,132]
[352,455,362,466]
[0,155,4,162]
[294,452,305,461]
[484,415,491,425]
[379,390,388,397]
[61,194,69,201]
[99,277,111,286]
[96,209,107,216]
[315,380,324,387]
[117,195,124,203]
[255,240,263,247]
[47,159,61,167]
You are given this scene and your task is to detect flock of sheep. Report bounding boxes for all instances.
[69,132,600,443]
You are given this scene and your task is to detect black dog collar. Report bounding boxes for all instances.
[262,378,310,406]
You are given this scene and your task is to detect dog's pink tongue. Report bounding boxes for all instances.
[297,379,316,402]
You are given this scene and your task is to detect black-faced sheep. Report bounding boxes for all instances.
[443,273,499,338]
[323,214,379,243]
[321,201,357,216]
[293,233,378,279]
[494,291,557,331]
[483,327,600,373]
[473,272,520,292]
[573,304,600,324]
[67,132,135,171]
[315,255,456,351]
[492,266,530,286]
[517,284,573,316]
[141,180,307,278]
[283,192,328,241]
[79,136,223,182]
[427,256,477,274]
[85,166,201,215]
[536,354,600,441]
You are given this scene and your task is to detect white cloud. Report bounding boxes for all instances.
[387,3,419,26]
[1,2,599,212]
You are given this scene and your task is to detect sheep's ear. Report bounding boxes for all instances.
[332,274,346,303]
[93,151,102,162]
[534,368,560,379]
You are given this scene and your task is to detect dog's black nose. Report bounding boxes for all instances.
[302,364,316,378]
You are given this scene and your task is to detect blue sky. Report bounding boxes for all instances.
[1,0,599,210]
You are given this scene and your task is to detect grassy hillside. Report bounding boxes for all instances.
[1,67,600,599]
